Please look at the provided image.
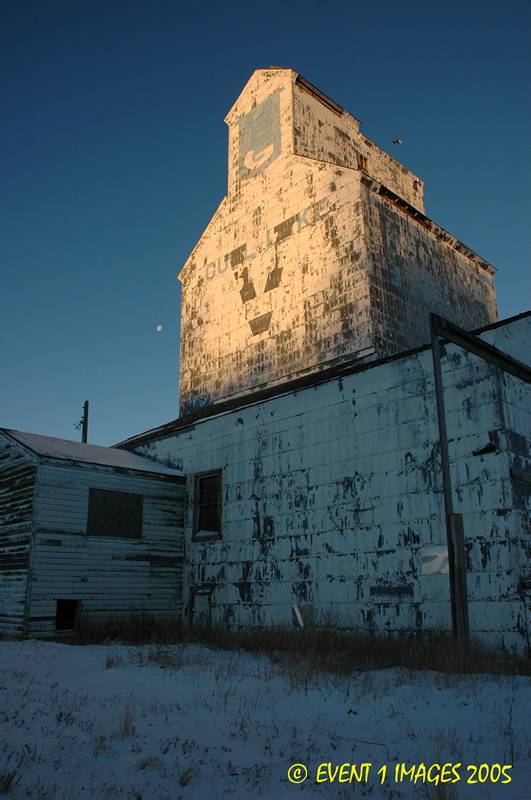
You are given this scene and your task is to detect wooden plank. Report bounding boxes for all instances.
[0,435,35,636]
[27,459,185,637]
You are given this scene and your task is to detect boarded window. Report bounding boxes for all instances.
[189,588,213,630]
[193,471,222,536]
[87,488,143,538]
[56,599,80,630]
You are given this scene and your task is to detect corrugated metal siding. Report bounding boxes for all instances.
[134,315,531,655]
[28,462,185,637]
[0,434,36,637]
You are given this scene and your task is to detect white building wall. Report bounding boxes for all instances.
[28,461,185,637]
[0,436,36,637]
[132,314,531,655]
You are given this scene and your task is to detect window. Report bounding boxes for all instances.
[356,151,368,172]
[56,599,80,631]
[193,470,222,539]
[87,488,143,538]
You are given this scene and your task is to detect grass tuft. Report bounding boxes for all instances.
[0,767,21,794]
[104,651,124,670]
[178,767,196,787]
[118,707,135,738]
[137,755,163,771]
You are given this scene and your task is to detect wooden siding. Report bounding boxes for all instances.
[0,434,36,637]
[28,461,185,637]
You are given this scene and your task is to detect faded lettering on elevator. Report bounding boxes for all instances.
[204,197,330,281]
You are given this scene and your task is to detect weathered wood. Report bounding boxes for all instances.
[0,437,36,636]
[0,431,185,639]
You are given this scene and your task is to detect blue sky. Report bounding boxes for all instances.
[1,0,530,445]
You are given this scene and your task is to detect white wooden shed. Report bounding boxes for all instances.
[0,429,185,638]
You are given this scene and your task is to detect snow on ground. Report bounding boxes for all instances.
[0,641,529,799]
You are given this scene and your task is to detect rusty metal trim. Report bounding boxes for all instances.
[432,315,531,384]
[430,311,531,647]
[364,177,496,274]
[295,75,344,116]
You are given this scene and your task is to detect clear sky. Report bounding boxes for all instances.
[1,0,530,446]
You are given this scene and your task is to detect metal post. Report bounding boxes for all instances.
[449,512,470,644]
[81,400,89,443]
[429,312,530,647]
[431,319,469,646]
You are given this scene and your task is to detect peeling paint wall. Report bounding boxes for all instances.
[0,437,36,636]
[361,178,499,355]
[178,68,497,416]
[0,438,186,638]
[28,464,186,637]
[498,346,531,647]
[134,315,531,655]
[292,76,425,211]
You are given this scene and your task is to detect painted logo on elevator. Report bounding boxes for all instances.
[238,91,281,180]
[203,197,330,337]
[204,197,330,281]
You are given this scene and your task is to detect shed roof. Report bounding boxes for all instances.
[1,429,182,477]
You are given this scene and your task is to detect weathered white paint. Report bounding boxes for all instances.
[129,314,531,655]
[7,429,178,474]
[0,436,36,636]
[178,68,498,416]
[0,431,185,638]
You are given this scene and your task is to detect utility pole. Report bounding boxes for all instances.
[75,401,89,443]
[81,400,89,443]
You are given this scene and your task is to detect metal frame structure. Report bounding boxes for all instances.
[430,313,531,646]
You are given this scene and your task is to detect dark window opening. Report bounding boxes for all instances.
[193,471,222,537]
[356,152,368,172]
[56,599,80,631]
[87,488,143,538]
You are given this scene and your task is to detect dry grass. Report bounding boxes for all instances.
[128,643,184,669]
[78,612,182,645]
[117,707,135,738]
[104,651,125,669]
[137,755,163,771]
[0,767,21,794]
[423,782,459,800]
[178,767,196,787]
[92,735,107,756]
[77,612,529,677]
[190,625,530,677]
